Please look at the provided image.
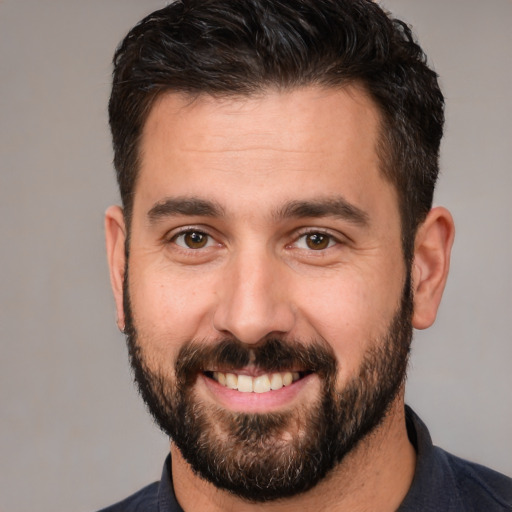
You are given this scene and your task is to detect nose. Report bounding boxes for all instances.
[212,250,295,345]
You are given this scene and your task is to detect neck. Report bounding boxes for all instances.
[171,395,416,512]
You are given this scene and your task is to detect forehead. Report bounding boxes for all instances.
[136,86,396,221]
[141,85,380,158]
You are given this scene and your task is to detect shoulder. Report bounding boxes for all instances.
[438,448,512,510]
[401,406,512,511]
[96,481,160,512]
[96,454,181,512]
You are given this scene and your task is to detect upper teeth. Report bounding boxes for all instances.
[212,371,301,393]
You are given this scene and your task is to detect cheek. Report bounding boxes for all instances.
[293,270,403,375]
[127,262,219,357]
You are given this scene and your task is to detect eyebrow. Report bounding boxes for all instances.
[275,198,369,226]
[147,197,224,223]
[147,195,369,227]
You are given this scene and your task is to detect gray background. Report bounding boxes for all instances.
[0,1,510,511]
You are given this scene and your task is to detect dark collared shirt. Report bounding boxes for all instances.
[98,407,512,511]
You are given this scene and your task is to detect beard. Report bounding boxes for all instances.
[123,271,413,502]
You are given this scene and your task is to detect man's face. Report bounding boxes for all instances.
[121,87,412,500]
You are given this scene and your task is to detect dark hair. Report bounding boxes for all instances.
[109,0,444,261]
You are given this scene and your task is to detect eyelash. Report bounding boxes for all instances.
[170,228,216,250]
[168,227,341,252]
[292,229,340,251]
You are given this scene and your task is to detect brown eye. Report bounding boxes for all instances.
[305,233,331,250]
[174,231,211,249]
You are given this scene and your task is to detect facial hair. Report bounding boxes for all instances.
[123,272,413,502]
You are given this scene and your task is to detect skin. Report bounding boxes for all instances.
[105,85,454,511]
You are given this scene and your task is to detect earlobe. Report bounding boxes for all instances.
[411,207,455,330]
[105,205,127,332]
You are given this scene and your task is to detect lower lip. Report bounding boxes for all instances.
[199,373,317,413]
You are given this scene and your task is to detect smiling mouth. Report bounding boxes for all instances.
[204,370,311,393]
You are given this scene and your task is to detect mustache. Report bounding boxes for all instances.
[175,338,338,384]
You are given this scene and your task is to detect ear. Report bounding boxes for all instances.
[105,205,127,332]
[411,207,455,330]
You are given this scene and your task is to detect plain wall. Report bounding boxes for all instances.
[0,1,510,511]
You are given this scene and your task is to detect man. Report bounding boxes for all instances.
[100,0,512,510]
